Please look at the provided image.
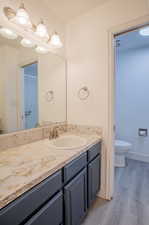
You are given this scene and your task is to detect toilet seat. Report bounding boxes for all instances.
[115,140,132,167]
[115,140,132,153]
[115,140,132,150]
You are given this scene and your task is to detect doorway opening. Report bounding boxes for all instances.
[113,24,149,198]
[21,62,38,130]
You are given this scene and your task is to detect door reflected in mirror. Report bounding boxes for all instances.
[0,35,66,135]
[21,62,38,130]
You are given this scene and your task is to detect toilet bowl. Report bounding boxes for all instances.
[115,140,132,167]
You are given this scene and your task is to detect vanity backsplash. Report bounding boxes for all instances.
[67,124,102,136]
[0,122,102,152]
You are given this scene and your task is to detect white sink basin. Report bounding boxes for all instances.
[50,135,87,150]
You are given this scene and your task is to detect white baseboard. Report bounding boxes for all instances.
[127,151,149,163]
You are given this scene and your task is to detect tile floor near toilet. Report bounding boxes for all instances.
[83,159,149,225]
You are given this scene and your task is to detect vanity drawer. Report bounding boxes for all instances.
[88,142,101,162]
[64,152,87,183]
[0,170,62,225]
[24,191,63,225]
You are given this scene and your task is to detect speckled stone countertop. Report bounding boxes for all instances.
[0,133,101,209]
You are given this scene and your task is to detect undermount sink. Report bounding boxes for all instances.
[49,135,87,150]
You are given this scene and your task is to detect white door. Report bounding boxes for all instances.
[24,75,38,129]
[22,63,38,129]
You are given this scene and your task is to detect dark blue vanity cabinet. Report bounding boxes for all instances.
[87,142,101,208]
[64,169,87,225]
[0,170,62,225]
[63,152,87,183]
[64,142,101,225]
[24,191,63,225]
[88,142,101,162]
[0,141,101,225]
[88,155,101,207]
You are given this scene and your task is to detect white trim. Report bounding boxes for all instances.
[18,58,38,68]
[127,152,149,163]
[107,14,149,199]
[17,67,25,130]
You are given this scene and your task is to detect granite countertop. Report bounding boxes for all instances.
[0,133,101,209]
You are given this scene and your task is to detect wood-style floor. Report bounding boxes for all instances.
[82,159,149,225]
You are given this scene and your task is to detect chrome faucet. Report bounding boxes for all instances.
[49,127,59,139]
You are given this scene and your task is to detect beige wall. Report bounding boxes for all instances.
[0,1,67,132]
[0,46,6,131]
[18,48,37,66]
[38,53,66,124]
[0,45,19,133]
[0,45,38,133]
[18,49,66,125]
[0,43,66,133]
[66,0,149,198]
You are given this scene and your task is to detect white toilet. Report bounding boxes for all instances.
[115,140,132,167]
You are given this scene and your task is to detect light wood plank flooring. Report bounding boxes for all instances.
[82,159,149,225]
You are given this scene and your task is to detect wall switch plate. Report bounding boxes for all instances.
[138,128,148,137]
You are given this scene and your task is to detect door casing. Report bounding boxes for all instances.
[17,60,38,131]
[107,15,149,200]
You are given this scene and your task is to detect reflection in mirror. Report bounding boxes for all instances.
[21,62,38,130]
[0,35,66,135]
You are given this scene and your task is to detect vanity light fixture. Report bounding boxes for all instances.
[21,38,35,48]
[35,46,49,54]
[2,3,63,53]
[50,32,63,48]
[10,3,32,28]
[35,20,49,40]
[139,26,149,36]
[0,27,18,39]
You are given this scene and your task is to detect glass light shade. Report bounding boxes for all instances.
[35,46,49,54]
[35,22,49,40]
[0,28,18,39]
[21,38,35,48]
[11,4,32,28]
[139,26,149,36]
[50,33,63,48]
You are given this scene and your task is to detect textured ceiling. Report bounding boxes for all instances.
[42,0,110,23]
[0,0,111,25]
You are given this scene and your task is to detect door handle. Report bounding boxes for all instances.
[25,110,32,117]
[113,125,116,132]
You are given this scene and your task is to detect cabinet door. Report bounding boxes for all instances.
[88,142,101,162]
[25,192,63,225]
[64,152,87,183]
[88,155,100,207]
[0,170,62,225]
[64,169,87,225]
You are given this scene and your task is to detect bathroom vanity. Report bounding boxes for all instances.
[0,12,102,225]
[0,139,101,225]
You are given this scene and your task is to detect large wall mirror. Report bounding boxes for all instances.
[0,35,66,135]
